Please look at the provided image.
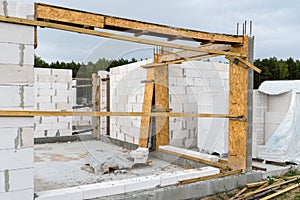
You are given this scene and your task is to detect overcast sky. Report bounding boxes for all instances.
[16,0,300,63]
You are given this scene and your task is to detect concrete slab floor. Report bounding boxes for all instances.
[34,140,185,192]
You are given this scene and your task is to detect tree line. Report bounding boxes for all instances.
[34,55,138,78]
[254,57,300,88]
[35,55,300,89]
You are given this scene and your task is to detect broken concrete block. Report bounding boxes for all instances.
[130,148,149,164]
[88,150,134,174]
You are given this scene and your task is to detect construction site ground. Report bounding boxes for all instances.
[34,139,185,192]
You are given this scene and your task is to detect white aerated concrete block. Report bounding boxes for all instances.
[4,168,34,192]
[265,112,285,124]
[82,182,125,199]
[0,22,34,45]
[0,127,33,150]
[36,188,83,200]
[0,189,34,200]
[0,65,34,85]
[0,117,33,128]
[0,43,34,65]
[0,1,34,18]
[0,148,33,171]
[122,175,161,193]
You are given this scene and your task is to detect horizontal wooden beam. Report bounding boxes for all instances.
[158,147,230,170]
[178,169,242,185]
[36,3,244,44]
[0,110,242,118]
[141,53,219,68]
[158,44,230,63]
[35,2,104,29]
[0,16,245,57]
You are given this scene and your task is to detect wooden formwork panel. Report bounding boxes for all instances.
[228,37,249,172]
[35,3,104,28]
[154,64,169,148]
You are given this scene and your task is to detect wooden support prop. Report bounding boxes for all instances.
[178,169,242,185]
[154,55,169,149]
[139,68,155,148]
[226,55,261,73]
[158,147,230,170]
[0,16,246,57]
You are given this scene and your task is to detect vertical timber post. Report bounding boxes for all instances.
[92,73,101,139]
[139,68,155,147]
[154,53,169,150]
[228,36,251,172]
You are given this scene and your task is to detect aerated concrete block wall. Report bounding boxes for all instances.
[109,60,229,152]
[34,68,73,138]
[110,60,150,144]
[0,1,34,199]
[169,61,229,154]
[252,90,268,157]
[264,92,291,143]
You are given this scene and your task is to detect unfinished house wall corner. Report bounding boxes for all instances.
[0,1,34,199]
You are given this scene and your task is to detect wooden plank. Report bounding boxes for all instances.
[178,169,242,185]
[238,177,300,199]
[230,187,247,200]
[0,16,246,57]
[104,16,243,44]
[158,147,230,170]
[154,56,169,149]
[142,53,220,68]
[246,180,268,188]
[35,3,104,28]
[158,44,230,62]
[219,159,266,171]
[228,37,249,172]
[226,55,261,73]
[0,110,242,118]
[139,68,155,148]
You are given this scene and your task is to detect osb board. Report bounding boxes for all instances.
[228,37,249,171]
[104,16,243,44]
[35,3,104,28]
[138,68,155,148]
[155,64,169,148]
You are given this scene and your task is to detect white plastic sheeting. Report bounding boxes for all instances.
[259,80,300,95]
[257,80,300,164]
